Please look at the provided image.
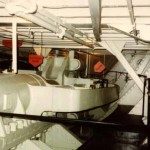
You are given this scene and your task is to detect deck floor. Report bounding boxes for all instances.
[77,105,148,150]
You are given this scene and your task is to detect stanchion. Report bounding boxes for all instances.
[147,78,150,149]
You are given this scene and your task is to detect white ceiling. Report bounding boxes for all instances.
[0,0,149,52]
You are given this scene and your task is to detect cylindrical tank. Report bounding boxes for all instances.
[0,73,46,113]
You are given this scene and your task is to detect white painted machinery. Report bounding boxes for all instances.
[0,0,149,149]
[0,52,119,150]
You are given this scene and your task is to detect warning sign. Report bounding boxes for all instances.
[2,40,22,48]
[94,61,106,73]
[29,55,43,67]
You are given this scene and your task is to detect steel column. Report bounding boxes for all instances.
[12,19,17,73]
[126,0,137,37]
[88,0,101,41]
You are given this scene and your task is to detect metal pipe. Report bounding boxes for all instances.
[39,9,85,37]
[106,24,150,44]
[0,27,29,37]
[16,12,93,48]
[16,13,59,33]
[35,12,58,30]
[64,31,94,48]
[0,31,41,45]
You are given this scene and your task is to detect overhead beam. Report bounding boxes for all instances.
[88,0,101,41]
[99,41,144,92]
[126,0,137,38]
[127,0,135,24]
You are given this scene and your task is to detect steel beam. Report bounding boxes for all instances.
[88,0,101,41]
[99,41,144,92]
[126,0,135,25]
[126,0,137,39]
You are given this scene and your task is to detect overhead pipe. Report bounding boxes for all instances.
[39,9,85,37]
[105,24,150,44]
[72,23,150,44]
[16,13,59,33]
[5,1,93,48]
[34,12,58,30]
[28,8,84,37]
[0,27,30,38]
[65,31,94,48]
[0,31,41,45]
[0,31,90,48]
[16,12,94,48]
[0,26,92,47]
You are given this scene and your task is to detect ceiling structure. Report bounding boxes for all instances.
[0,0,149,54]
